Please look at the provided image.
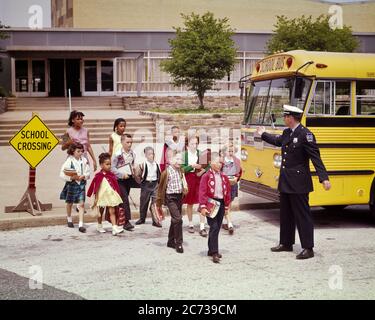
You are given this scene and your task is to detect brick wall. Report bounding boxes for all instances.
[123,96,242,110]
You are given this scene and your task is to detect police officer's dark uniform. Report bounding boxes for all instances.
[260,105,329,259]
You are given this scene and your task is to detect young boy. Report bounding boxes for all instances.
[111,134,139,231]
[199,152,231,263]
[156,152,188,254]
[220,143,242,235]
[135,146,162,227]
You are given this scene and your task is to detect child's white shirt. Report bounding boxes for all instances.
[60,155,90,184]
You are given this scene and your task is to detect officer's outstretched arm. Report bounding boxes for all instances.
[260,132,283,147]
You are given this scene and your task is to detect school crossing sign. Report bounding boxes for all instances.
[9,115,59,168]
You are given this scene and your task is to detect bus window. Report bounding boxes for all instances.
[309,80,351,116]
[244,77,311,126]
[356,81,375,115]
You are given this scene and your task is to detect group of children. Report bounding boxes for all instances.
[59,111,242,263]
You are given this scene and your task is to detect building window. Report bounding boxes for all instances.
[356,81,375,115]
[116,51,263,94]
[117,58,137,92]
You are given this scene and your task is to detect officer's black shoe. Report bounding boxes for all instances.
[296,249,314,260]
[176,245,184,253]
[271,244,293,252]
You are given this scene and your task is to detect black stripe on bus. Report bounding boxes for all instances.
[311,170,374,176]
[306,117,375,127]
[317,143,375,148]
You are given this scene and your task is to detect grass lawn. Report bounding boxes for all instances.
[149,107,243,114]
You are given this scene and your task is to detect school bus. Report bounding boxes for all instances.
[240,50,375,218]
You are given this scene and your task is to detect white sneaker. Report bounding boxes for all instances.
[96,225,106,233]
[112,225,124,236]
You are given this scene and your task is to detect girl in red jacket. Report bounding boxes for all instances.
[87,153,124,236]
[199,152,231,264]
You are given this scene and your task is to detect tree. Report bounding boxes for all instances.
[161,12,237,109]
[266,15,359,55]
[0,20,10,41]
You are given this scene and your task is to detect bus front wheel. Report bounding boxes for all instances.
[370,204,375,221]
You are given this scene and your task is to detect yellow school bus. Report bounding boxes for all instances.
[240,50,375,218]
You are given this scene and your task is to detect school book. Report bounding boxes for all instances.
[206,198,221,218]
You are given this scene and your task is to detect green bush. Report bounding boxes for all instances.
[0,86,8,97]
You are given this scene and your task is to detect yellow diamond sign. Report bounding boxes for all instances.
[9,115,60,168]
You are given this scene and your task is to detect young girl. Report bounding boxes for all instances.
[62,110,97,171]
[220,143,242,235]
[60,142,91,233]
[87,153,124,236]
[182,135,207,236]
[109,118,126,157]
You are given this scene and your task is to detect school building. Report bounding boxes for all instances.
[0,0,375,99]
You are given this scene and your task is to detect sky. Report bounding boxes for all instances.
[0,0,51,28]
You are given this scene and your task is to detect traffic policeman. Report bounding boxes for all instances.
[256,105,331,259]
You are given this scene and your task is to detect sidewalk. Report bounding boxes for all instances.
[0,189,278,231]
[0,109,279,231]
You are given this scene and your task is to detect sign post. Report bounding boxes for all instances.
[5,114,60,216]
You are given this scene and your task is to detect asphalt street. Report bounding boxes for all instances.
[0,206,374,300]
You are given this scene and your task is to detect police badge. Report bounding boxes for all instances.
[293,137,298,143]
[306,133,314,142]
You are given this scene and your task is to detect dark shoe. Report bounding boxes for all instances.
[67,222,74,228]
[199,229,207,237]
[271,244,293,252]
[167,242,175,249]
[207,252,222,259]
[222,224,229,230]
[78,227,86,233]
[176,245,184,253]
[228,226,234,235]
[135,219,145,225]
[212,254,220,263]
[124,222,135,231]
[296,249,314,260]
[152,222,162,228]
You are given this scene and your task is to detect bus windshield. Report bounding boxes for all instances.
[244,77,312,126]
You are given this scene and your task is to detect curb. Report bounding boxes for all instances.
[0,202,279,231]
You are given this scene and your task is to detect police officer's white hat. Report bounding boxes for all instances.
[283,105,303,116]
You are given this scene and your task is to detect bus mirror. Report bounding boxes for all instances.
[271,113,276,123]
[295,78,303,99]
[239,82,244,100]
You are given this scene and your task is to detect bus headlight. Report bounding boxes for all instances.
[273,153,282,168]
[241,149,248,161]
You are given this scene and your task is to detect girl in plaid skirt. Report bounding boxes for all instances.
[60,142,91,233]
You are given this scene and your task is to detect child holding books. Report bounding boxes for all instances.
[60,142,91,233]
[199,152,231,263]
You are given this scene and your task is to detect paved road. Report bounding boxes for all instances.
[0,206,374,300]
